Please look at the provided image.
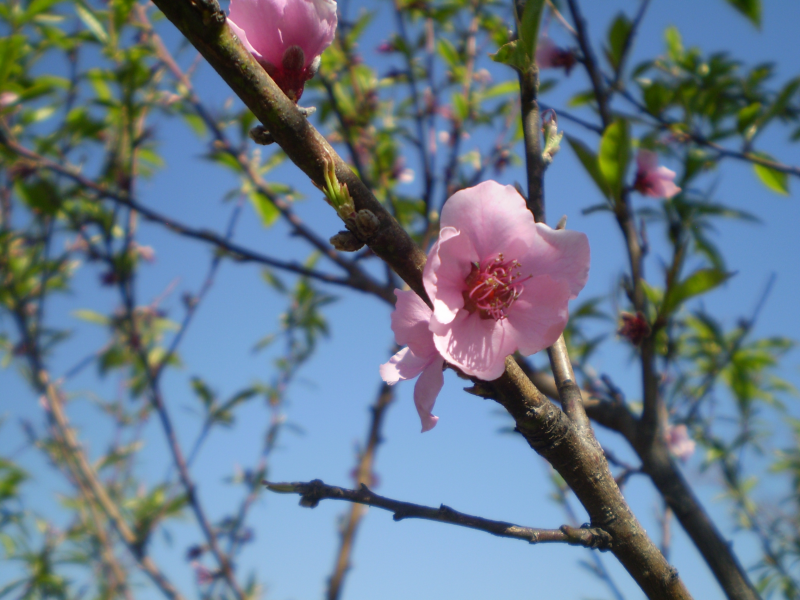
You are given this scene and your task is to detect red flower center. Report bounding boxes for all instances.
[462,254,530,320]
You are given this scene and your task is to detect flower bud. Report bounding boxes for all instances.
[228,0,338,102]
[330,231,364,252]
[617,311,650,346]
[354,209,380,239]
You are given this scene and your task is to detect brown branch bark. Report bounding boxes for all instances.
[146,1,693,597]
[0,136,394,303]
[266,479,613,549]
[148,0,429,303]
[529,366,762,600]
[518,66,545,222]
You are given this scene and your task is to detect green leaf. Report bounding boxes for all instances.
[605,13,632,72]
[736,102,761,134]
[661,268,732,318]
[568,90,595,108]
[74,3,108,43]
[598,119,630,200]
[566,135,611,199]
[489,40,529,72]
[14,179,60,214]
[754,77,800,133]
[642,81,671,115]
[517,0,546,62]
[724,0,761,27]
[0,35,25,89]
[437,38,459,67]
[249,190,280,226]
[25,0,63,20]
[664,26,683,62]
[752,153,789,196]
[452,93,469,121]
[72,310,109,326]
[480,80,519,100]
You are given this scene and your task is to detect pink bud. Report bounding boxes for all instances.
[633,150,681,199]
[536,36,577,74]
[665,424,695,461]
[228,0,338,102]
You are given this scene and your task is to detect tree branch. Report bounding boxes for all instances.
[147,1,693,596]
[565,0,612,127]
[148,0,430,303]
[0,136,394,303]
[326,383,395,600]
[265,479,613,549]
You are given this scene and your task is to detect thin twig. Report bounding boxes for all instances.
[265,479,613,549]
[565,0,611,127]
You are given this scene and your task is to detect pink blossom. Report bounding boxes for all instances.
[190,561,216,585]
[633,150,681,199]
[0,92,19,108]
[665,424,695,461]
[228,0,337,102]
[535,36,576,74]
[380,290,444,432]
[424,181,589,380]
[132,243,156,263]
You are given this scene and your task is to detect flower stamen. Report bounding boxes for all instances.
[462,253,531,320]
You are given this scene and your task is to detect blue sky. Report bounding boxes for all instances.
[2,0,800,599]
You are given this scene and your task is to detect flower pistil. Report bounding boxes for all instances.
[462,254,531,321]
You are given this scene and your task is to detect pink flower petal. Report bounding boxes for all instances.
[391,290,436,358]
[280,0,338,66]
[228,0,284,63]
[635,150,681,199]
[228,0,337,68]
[438,181,534,261]
[653,167,681,198]
[423,227,468,325]
[380,347,430,384]
[506,275,571,355]
[424,230,471,325]
[430,312,517,380]
[636,149,659,172]
[535,37,560,69]
[520,225,590,299]
[414,357,444,432]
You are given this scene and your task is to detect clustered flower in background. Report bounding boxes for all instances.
[227,0,338,101]
[665,423,696,461]
[382,182,590,431]
[536,35,577,74]
[633,149,682,199]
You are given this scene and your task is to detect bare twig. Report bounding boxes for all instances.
[265,479,613,549]
[146,1,695,595]
[327,384,395,600]
[565,0,611,127]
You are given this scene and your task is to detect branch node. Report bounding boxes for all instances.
[249,125,275,145]
[189,0,225,27]
[298,479,325,508]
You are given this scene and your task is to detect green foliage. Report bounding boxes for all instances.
[1,0,799,597]
[604,13,632,74]
[659,268,732,320]
[752,152,790,195]
[723,0,761,27]
[598,120,631,202]
[565,135,611,199]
